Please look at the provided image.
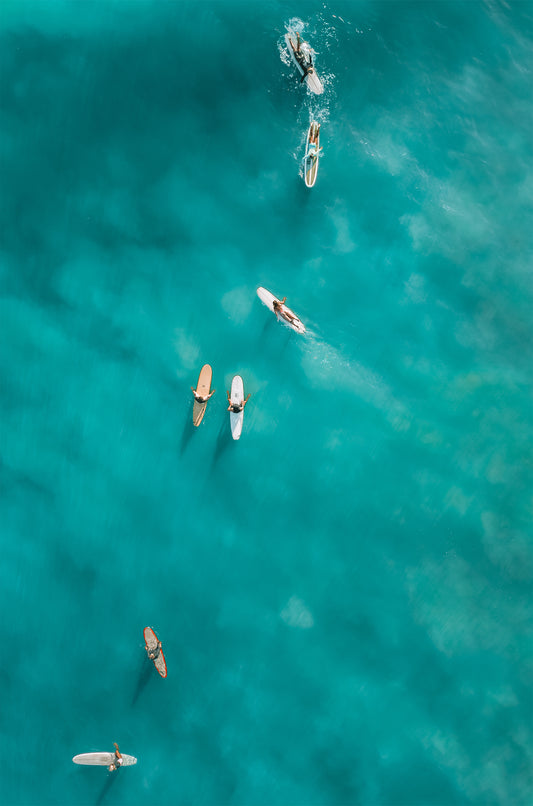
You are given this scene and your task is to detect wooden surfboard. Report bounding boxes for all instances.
[143,626,167,678]
[192,364,213,427]
[229,375,244,441]
[73,752,137,767]
[304,121,320,188]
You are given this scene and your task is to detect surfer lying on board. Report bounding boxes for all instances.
[309,124,321,151]
[226,391,251,413]
[273,297,299,325]
[293,32,314,80]
[108,743,123,772]
[300,58,315,81]
[191,387,215,404]
[147,640,162,661]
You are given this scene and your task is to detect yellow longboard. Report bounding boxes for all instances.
[192,364,213,426]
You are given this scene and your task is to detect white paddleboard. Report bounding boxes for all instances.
[229,375,244,441]
[284,32,324,95]
[256,287,306,334]
[72,752,137,767]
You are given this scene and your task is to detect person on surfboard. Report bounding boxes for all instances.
[108,743,123,772]
[273,297,300,325]
[301,63,314,82]
[191,386,215,404]
[226,391,251,413]
[300,55,315,82]
[307,123,322,159]
[293,32,314,81]
[147,639,162,661]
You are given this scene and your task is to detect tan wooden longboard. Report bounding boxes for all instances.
[304,122,320,188]
[143,626,167,678]
[192,364,213,426]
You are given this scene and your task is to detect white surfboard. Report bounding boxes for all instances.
[229,375,244,441]
[284,32,324,95]
[72,752,137,767]
[256,287,306,334]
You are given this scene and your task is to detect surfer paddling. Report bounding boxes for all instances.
[147,640,162,661]
[191,387,215,404]
[272,297,300,325]
[108,743,123,772]
[143,626,168,677]
[192,364,215,427]
[292,32,315,82]
[308,124,322,158]
[284,30,323,95]
[256,288,306,334]
[226,391,251,413]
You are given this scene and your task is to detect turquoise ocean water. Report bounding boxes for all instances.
[1,1,532,804]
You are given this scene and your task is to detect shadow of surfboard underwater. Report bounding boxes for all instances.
[96,769,118,806]
[210,416,234,470]
[294,163,314,204]
[256,310,296,361]
[131,654,153,707]
[258,314,273,340]
[180,398,195,454]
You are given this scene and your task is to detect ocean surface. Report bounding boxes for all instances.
[1,1,532,804]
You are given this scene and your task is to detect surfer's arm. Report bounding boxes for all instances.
[243,394,251,407]
[207,389,215,399]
